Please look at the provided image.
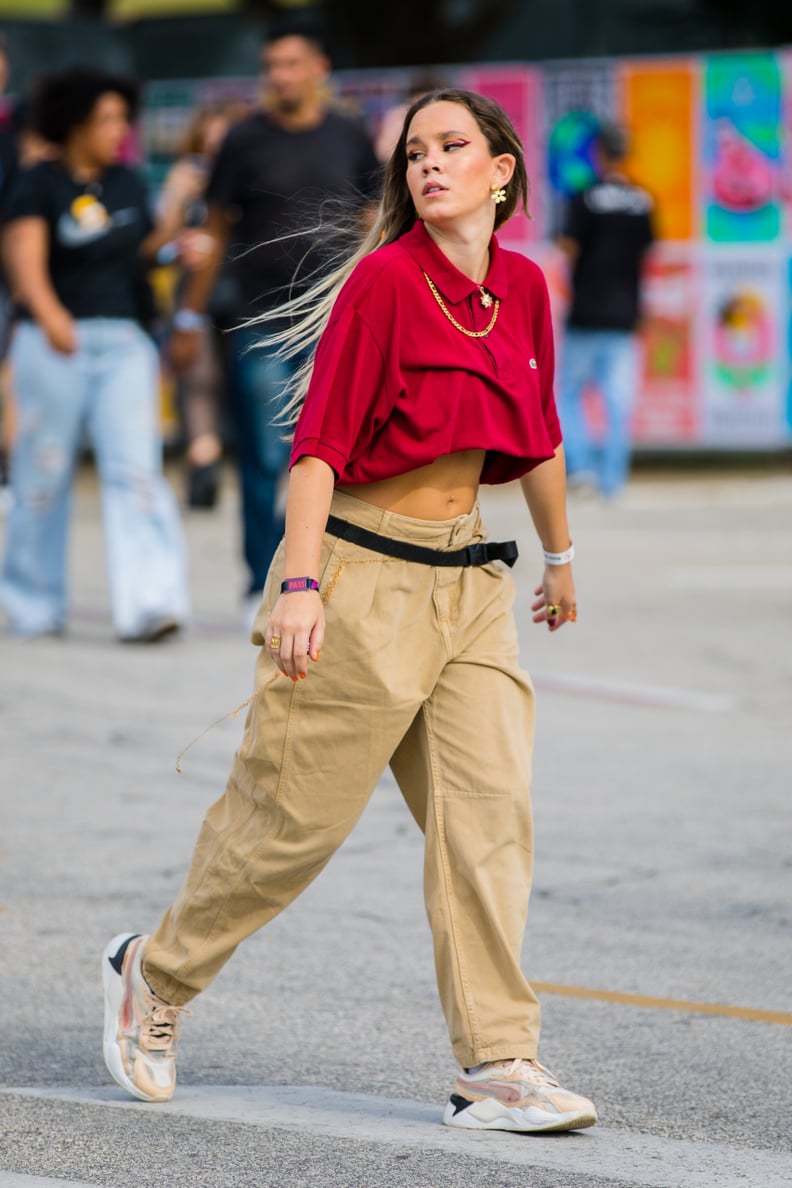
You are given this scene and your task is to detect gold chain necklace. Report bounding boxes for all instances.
[423,271,500,338]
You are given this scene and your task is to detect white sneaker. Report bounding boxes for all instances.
[102,933,189,1102]
[443,1057,597,1132]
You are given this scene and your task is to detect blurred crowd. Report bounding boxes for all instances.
[0,22,653,644]
[0,23,384,641]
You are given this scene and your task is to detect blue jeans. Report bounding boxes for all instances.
[1,319,189,637]
[558,328,639,496]
[229,327,298,595]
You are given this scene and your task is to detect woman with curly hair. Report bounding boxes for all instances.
[1,67,189,641]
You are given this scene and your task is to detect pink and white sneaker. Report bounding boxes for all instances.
[443,1058,597,1133]
[102,933,189,1102]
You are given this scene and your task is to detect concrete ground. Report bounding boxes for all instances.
[1,463,791,1188]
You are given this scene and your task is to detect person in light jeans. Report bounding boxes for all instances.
[168,24,380,619]
[557,122,653,497]
[3,319,188,637]
[559,326,639,497]
[0,66,190,641]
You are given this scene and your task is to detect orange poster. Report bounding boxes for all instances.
[620,62,695,241]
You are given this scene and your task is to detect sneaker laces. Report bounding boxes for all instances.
[140,988,190,1054]
[500,1058,561,1088]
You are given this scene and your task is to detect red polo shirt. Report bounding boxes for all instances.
[290,219,561,485]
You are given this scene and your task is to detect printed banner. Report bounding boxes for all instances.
[703,54,782,243]
[620,61,695,241]
[634,245,699,443]
[138,54,792,449]
[787,258,792,435]
[542,61,616,237]
[700,250,785,442]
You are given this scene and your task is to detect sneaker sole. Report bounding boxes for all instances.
[443,1097,597,1133]
[102,932,171,1104]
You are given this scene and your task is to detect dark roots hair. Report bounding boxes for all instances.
[255,88,531,421]
[380,87,531,242]
[31,66,140,146]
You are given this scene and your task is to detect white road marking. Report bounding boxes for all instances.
[4,1085,791,1188]
[532,672,737,712]
[664,565,792,591]
[0,1178,96,1187]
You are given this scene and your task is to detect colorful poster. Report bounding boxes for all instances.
[460,65,544,248]
[546,110,601,197]
[703,54,782,242]
[700,251,785,443]
[542,61,616,237]
[620,62,695,241]
[787,258,792,436]
[135,50,792,451]
[634,245,699,443]
[780,52,792,239]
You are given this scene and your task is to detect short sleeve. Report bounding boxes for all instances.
[353,127,382,205]
[562,191,591,246]
[532,268,562,449]
[642,202,655,251]
[128,168,154,237]
[290,303,391,477]
[205,126,247,211]
[3,164,52,223]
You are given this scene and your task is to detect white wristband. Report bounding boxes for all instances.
[173,308,208,332]
[543,543,574,566]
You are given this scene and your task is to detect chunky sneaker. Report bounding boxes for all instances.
[102,933,188,1102]
[443,1058,597,1133]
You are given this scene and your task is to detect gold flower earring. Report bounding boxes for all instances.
[491,183,507,204]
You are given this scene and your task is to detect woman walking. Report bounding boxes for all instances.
[103,88,596,1132]
[1,67,189,641]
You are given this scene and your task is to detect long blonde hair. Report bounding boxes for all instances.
[252,88,530,425]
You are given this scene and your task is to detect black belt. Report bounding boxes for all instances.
[325,514,519,568]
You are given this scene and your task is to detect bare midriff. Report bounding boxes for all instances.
[337,449,486,521]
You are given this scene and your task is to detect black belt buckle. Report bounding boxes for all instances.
[463,542,490,566]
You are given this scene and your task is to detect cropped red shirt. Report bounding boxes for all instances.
[290,220,562,485]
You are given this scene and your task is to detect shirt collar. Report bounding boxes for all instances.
[399,219,508,304]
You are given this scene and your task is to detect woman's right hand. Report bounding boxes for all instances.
[42,307,77,355]
[264,591,325,681]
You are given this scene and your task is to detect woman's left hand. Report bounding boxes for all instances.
[531,567,577,632]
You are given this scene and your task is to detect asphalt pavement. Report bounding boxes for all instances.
[1,463,791,1188]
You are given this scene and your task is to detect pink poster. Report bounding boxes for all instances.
[634,245,700,444]
[460,65,544,248]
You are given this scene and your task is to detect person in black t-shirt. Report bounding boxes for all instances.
[0,67,191,642]
[557,123,654,498]
[169,23,380,623]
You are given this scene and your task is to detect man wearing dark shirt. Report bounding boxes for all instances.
[557,124,654,498]
[171,25,380,617]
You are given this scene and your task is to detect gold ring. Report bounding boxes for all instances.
[269,635,282,649]
[545,603,562,618]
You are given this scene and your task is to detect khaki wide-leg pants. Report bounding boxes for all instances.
[145,490,541,1066]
